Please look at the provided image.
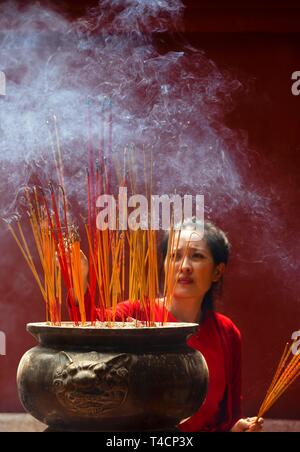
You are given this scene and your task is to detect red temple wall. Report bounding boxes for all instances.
[0,1,300,419]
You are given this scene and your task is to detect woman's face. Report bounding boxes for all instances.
[164,230,225,302]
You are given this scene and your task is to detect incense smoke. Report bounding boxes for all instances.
[0,0,299,298]
[0,1,256,211]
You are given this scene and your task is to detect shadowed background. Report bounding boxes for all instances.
[0,0,299,420]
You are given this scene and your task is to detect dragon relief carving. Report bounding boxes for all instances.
[53,352,132,416]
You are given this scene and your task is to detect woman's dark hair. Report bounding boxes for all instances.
[161,218,231,315]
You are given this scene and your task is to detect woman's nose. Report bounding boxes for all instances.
[181,256,192,273]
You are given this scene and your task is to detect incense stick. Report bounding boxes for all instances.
[257,339,300,419]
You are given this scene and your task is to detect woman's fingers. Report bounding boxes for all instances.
[248,417,264,432]
[231,417,264,432]
[247,417,262,423]
[239,419,251,431]
[248,423,263,432]
[231,419,250,432]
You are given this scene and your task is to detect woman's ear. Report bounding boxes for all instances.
[212,263,226,282]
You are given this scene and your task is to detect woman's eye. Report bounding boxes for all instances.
[171,253,181,260]
[193,253,204,259]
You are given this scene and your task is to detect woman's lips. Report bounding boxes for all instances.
[178,278,193,285]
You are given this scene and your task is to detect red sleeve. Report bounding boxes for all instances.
[213,314,243,432]
[96,300,142,322]
[230,324,243,426]
[78,292,135,322]
[110,300,136,321]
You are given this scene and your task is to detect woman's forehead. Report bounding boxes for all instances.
[172,230,207,250]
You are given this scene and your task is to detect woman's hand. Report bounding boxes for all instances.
[231,417,264,432]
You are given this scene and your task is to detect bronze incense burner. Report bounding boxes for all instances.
[17,322,208,431]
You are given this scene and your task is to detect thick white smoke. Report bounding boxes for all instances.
[0,0,263,213]
[0,0,298,298]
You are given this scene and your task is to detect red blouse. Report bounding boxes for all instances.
[84,296,242,432]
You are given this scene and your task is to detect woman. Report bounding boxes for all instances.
[82,218,263,432]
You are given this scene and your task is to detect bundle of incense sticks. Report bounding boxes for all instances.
[6,163,192,327]
[6,188,62,324]
[257,336,300,419]
[7,103,195,327]
[84,134,161,326]
[85,97,113,324]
